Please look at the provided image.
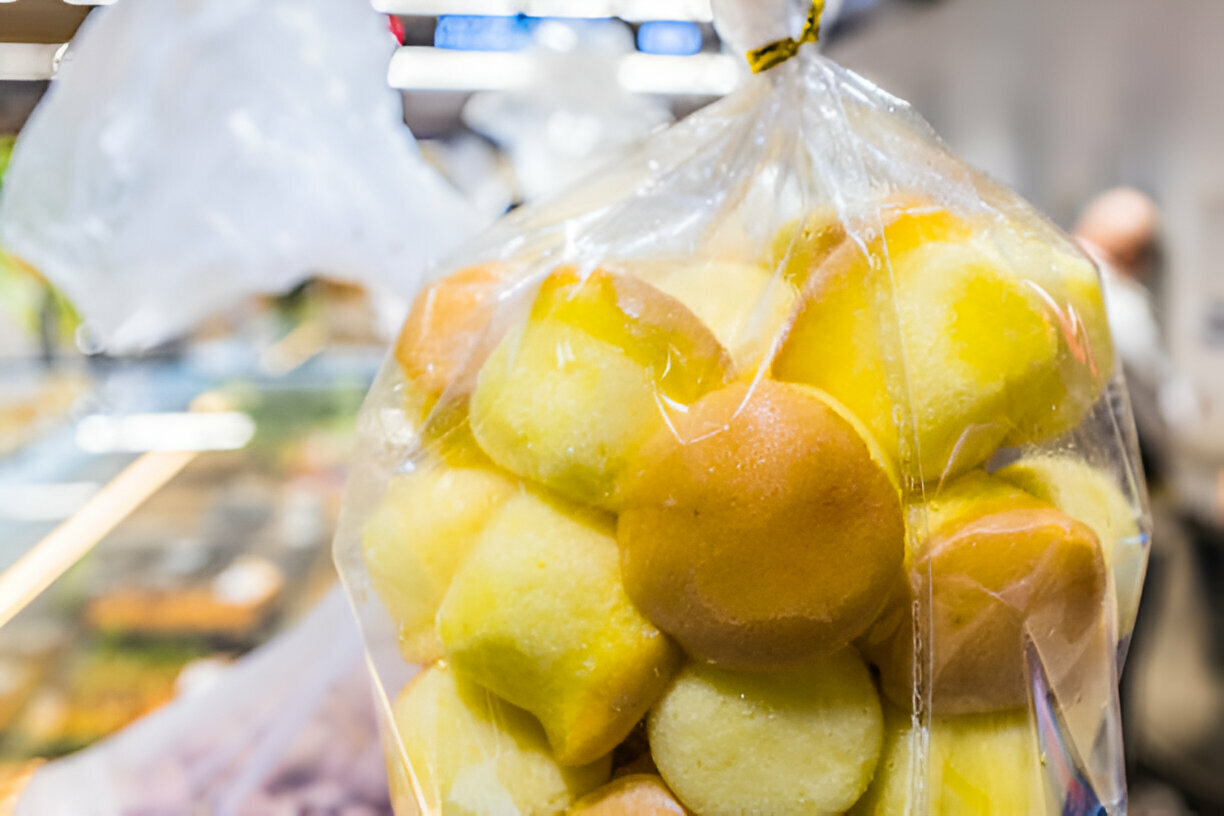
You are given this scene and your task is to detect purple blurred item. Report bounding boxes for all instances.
[16,589,391,815]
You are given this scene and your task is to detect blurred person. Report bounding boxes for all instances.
[1076,187,1160,272]
[1073,188,1224,813]
[1074,188,1199,483]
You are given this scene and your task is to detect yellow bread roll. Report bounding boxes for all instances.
[568,775,688,816]
[438,491,681,766]
[986,227,1116,444]
[396,370,489,468]
[625,259,797,374]
[771,208,846,288]
[618,379,904,669]
[648,651,883,815]
[471,267,730,508]
[850,707,1045,816]
[392,664,610,815]
[361,465,518,664]
[775,199,1109,482]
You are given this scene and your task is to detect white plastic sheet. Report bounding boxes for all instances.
[0,0,484,354]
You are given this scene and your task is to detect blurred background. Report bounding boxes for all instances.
[0,0,1221,812]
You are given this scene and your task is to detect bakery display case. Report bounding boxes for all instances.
[0,341,380,769]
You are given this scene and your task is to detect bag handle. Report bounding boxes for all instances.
[712,0,826,74]
[747,0,825,73]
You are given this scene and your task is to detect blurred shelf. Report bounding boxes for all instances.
[375,0,713,23]
[0,0,90,45]
[389,45,739,95]
[0,346,381,762]
[0,42,62,81]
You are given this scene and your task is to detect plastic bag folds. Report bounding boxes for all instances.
[336,3,1151,812]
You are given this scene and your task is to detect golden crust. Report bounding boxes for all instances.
[395,263,512,395]
[870,484,1107,714]
[567,775,688,816]
[617,379,904,669]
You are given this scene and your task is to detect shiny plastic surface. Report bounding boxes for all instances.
[0,0,482,354]
[335,46,1150,816]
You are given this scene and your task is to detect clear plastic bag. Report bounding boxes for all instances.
[0,0,483,354]
[335,1,1151,812]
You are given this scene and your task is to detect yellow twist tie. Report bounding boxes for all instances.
[745,0,825,73]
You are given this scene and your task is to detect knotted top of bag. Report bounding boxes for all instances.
[712,0,825,73]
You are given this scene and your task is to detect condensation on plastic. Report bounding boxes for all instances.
[0,0,484,354]
[13,589,388,816]
[334,3,1152,813]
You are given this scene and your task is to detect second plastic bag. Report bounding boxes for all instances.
[336,1,1151,812]
[0,0,483,354]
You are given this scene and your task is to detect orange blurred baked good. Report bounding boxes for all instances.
[395,263,512,395]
